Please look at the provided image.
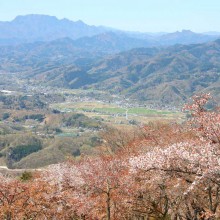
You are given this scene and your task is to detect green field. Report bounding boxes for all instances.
[79,107,174,115]
[50,101,184,125]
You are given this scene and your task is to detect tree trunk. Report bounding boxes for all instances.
[106,182,111,220]
[106,190,111,220]
[5,212,12,220]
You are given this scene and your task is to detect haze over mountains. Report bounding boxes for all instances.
[1,14,220,105]
[0,14,110,44]
[0,14,219,46]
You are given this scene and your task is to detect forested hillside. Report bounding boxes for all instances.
[1,38,220,105]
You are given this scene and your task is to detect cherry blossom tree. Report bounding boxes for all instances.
[45,155,134,220]
[129,94,220,219]
[184,93,220,145]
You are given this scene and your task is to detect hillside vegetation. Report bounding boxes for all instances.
[1,39,220,105]
[0,95,220,219]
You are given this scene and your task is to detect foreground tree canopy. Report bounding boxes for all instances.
[0,94,220,220]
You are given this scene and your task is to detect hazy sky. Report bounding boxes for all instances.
[0,0,219,32]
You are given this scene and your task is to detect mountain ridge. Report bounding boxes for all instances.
[1,38,220,105]
[0,14,219,46]
[0,14,111,43]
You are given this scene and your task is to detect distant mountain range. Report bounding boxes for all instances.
[87,40,220,105]
[0,14,219,47]
[0,14,110,44]
[1,14,220,106]
[1,36,220,105]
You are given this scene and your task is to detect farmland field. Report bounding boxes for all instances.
[50,101,184,125]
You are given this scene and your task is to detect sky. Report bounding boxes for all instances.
[0,0,219,33]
